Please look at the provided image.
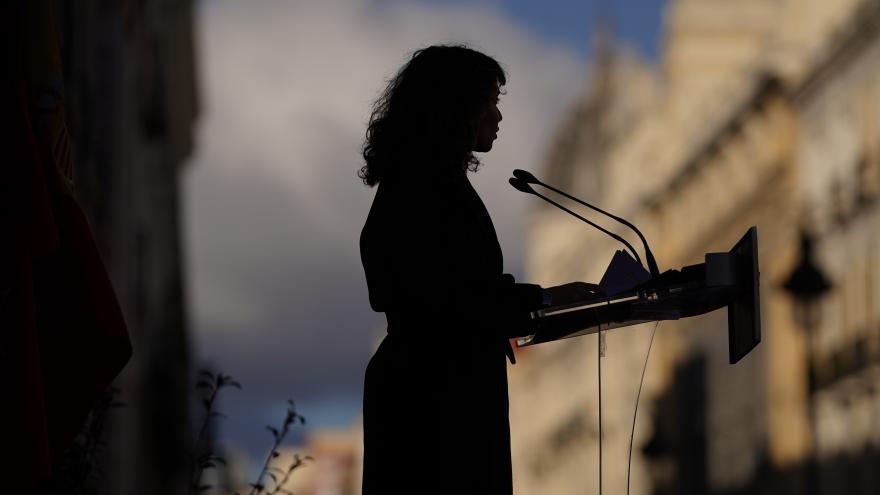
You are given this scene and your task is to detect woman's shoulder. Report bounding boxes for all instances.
[378,174,460,206]
[365,176,465,234]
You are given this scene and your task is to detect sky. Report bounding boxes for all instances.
[184,0,665,465]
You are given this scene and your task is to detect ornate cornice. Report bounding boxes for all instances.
[792,0,880,105]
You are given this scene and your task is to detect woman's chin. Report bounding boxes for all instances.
[474,141,494,153]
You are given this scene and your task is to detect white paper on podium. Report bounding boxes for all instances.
[598,250,651,296]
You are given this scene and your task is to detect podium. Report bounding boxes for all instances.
[518,227,761,364]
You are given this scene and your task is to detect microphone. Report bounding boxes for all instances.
[509,177,644,267]
[512,169,661,278]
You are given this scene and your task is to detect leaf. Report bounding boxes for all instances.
[266,426,279,439]
[268,473,278,483]
[198,370,215,379]
[271,450,280,458]
[196,380,213,390]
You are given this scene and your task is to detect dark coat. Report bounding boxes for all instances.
[360,170,543,494]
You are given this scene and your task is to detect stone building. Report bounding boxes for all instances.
[508,1,880,494]
[218,425,363,495]
[286,426,364,495]
[54,0,199,493]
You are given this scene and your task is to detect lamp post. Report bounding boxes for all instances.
[782,230,832,495]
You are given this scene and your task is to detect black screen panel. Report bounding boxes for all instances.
[728,227,761,364]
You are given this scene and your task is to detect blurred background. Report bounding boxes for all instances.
[42,0,878,493]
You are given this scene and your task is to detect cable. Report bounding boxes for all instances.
[598,322,603,495]
[595,299,610,495]
[626,321,660,495]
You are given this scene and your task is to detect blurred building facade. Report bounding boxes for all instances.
[288,426,364,495]
[223,425,364,495]
[509,0,880,494]
[54,0,198,493]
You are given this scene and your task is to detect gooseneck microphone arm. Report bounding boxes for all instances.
[512,169,660,279]
[509,178,643,267]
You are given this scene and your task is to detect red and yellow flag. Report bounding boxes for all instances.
[6,0,132,481]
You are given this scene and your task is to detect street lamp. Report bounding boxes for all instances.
[784,232,832,330]
[782,230,832,495]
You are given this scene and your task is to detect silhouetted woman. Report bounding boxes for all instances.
[359,45,593,494]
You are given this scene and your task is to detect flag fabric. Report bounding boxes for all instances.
[5,0,133,481]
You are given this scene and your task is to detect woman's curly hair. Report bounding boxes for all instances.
[359,44,506,186]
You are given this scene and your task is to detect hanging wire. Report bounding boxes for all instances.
[598,322,603,495]
[627,321,661,495]
[595,298,611,495]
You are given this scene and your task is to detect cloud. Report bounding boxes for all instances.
[185,0,586,457]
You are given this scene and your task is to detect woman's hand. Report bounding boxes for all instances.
[544,282,603,307]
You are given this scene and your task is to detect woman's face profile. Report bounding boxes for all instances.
[473,87,503,153]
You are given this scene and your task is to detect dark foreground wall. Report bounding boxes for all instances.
[55,1,199,493]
